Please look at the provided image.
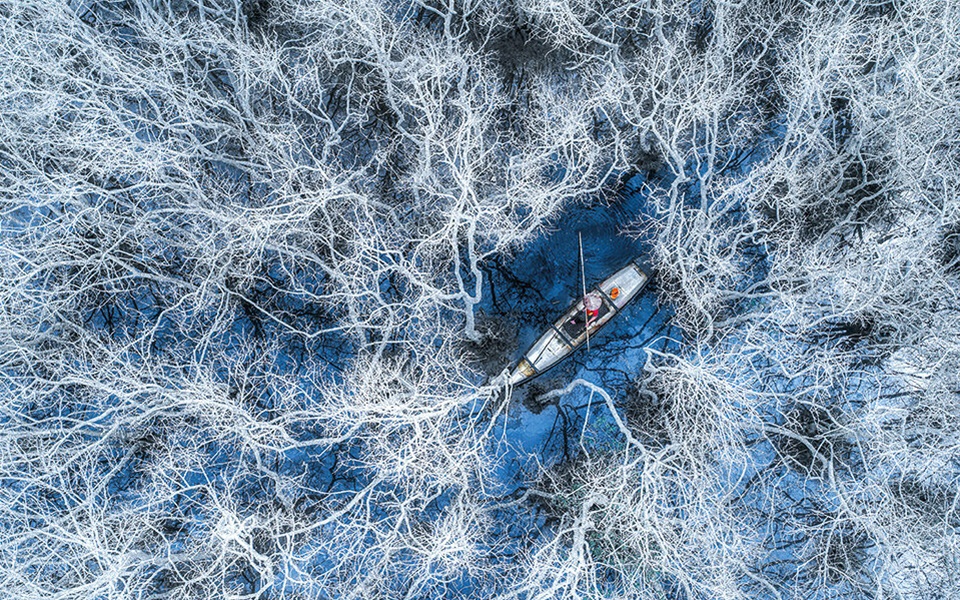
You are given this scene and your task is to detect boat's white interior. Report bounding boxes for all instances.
[601,264,648,309]
[523,327,570,374]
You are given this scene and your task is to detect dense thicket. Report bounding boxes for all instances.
[1,0,958,598]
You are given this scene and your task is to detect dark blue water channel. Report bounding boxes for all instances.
[475,174,679,469]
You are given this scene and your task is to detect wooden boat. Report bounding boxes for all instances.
[507,259,652,386]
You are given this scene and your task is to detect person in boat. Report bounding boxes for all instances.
[570,292,603,326]
[584,292,602,321]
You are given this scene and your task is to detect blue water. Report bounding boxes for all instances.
[477,173,679,481]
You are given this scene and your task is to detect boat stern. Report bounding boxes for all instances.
[507,357,537,386]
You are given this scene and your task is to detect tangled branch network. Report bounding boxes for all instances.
[1,0,958,598]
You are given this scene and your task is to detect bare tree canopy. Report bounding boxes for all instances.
[1,0,958,598]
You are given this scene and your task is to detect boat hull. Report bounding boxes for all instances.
[507,260,651,387]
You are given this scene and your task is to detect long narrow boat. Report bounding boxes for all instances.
[507,259,652,386]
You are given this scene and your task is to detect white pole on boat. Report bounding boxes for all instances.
[579,231,590,353]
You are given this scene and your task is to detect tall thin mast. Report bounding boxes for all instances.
[579,232,590,353]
